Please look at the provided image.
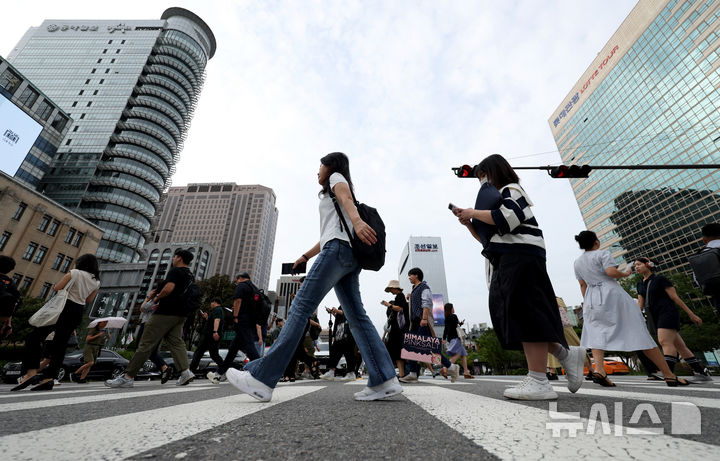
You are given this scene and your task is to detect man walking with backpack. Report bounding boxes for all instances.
[689,223,720,315]
[106,249,198,388]
[208,272,263,384]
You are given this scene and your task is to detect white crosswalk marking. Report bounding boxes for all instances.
[0,385,324,461]
[552,386,720,409]
[402,386,717,459]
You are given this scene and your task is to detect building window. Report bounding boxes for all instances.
[51,113,69,132]
[86,101,92,107]
[60,256,73,273]
[37,215,51,232]
[17,86,39,108]
[73,126,79,132]
[91,68,96,74]
[32,246,48,264]
[36,100,53,121]
[71,101,77,107]
[11,273,23,286]
[19,277,33,293]
[22,242,38,261]
[79,113,85,119]
[64,228,76,244]
[102,49,107,54]
[52,253,65,271]
[71,232,83,247]
[65,139,71,146]
[99,79,104,84]
[39,282,53,300]
[0,68,21,95]
[93,90,99,95]
[0,231,11,251]
[12,203,27,220]
[85,79,90,84]
[48,220,60,236]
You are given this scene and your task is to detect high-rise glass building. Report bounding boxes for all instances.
[549,0,720,272]
[397,236,449,325]
[7,8,216,263]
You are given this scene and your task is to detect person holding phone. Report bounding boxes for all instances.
[226,152,399,402]
[380,280,409,378]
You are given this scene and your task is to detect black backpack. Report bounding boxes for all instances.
[308,316,321,340]
[248,282,272,327]
[0,276,20,318]
[688,247,720,295]
[180,271,202,316]
[330,190,386,271]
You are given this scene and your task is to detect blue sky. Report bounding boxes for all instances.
[1,0,639,331]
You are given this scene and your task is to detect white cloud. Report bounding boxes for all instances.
[0,0,637,332]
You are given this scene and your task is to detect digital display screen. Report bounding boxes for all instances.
[0,94,43,176]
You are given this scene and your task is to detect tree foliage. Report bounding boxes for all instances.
[475,328,526,374]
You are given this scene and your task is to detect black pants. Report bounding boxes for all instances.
[218,323,259,375]
[135,323,167,371]
[329,337,356,372]
[190,334,223,373]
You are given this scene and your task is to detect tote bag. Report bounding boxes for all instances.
[401,332,442,365]
[29,275,75,327]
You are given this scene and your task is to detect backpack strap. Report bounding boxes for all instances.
[329,189,354,245]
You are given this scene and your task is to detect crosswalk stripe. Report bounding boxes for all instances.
[552,386,720,409]
[0,384,218,413]
[0,385,324,461]
[402,386,716,459]
[0,387,108,400]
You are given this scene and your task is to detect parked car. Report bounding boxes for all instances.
[582,358,630,375]
[1,349,158,383]
[146,349,246,379]
[314,341,346,374]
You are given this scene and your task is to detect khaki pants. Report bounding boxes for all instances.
[548,326,582,369]
[126,314,188,377]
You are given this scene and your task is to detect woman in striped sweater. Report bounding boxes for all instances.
[453,154,585,400]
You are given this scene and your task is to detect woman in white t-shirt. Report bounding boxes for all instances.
[227,152,400,402]
[13,254,101,391]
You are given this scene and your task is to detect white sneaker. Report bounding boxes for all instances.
[354,377,403,401]
[339,372,356,381]
[398,372,417,383]
[320,369,335,381]
[559,346,585,393]
[176,370,195,386]
[207,371,220,384]
[449,364,460,383]
[226,369,273,402]
[503,376,557,400]
[687,372,713,383]
[105,375,134,388]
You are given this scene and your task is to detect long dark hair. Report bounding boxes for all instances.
[476,154,519,188]
[75,253,100,279]
[444,303,454,318]
[320,152,354,196]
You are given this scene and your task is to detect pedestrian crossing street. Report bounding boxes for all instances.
[1,376,718,460]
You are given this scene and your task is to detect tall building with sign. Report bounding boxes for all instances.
[549,0,720,272]
[0,56,71,187]
[397,236,449,325]
[6,8,216,264]
[154,183,278,290]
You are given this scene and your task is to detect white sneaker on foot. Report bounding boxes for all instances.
[320,369,335,381]
[503,376,557,400]
[559,346,585,393]
[398,372,417,383]
[339,371,356,381]
[176,370,195,386]
[207,371,220,384]
[226,369,273,402]
[105,375,134,388]
[449,364,460,383]
[687,372,713,383]
[354,377,402,401]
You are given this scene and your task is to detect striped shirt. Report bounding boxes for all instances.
[487,183,546,259]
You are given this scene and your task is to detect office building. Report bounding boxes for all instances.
[549,0,720,272]
[274,275,303,320]
[0,170,102,299]
[154,183,278,290]
[0,56,71,187]
[397,236,449,325]
[7,8,216,264]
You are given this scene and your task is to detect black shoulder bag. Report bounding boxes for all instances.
[329,189,386,271]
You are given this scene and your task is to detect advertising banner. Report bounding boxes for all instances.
[0,94,43,175]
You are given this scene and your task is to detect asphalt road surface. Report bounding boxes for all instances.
[1,375,718,460]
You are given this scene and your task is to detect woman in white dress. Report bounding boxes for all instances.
[573,231,688,387]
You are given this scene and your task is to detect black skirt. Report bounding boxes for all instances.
[488,252,567,350]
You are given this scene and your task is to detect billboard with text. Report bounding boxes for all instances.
[0,94,43,176]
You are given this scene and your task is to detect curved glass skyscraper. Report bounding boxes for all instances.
[8,8,216,263]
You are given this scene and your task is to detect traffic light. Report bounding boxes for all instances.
[549,164,591,178]
[453,164,477,178]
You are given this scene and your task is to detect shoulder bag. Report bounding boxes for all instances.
[329,189,386,271]
[29,272,75,327]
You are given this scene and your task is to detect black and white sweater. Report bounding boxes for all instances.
[487,183,546,259]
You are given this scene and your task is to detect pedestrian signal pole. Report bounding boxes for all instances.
[452,164,720,179]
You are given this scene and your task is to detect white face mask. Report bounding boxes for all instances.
[479,177,488,186]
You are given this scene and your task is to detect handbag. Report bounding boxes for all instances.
[29,273,75,327]
[329,189,386,271]
[401,332,442,365]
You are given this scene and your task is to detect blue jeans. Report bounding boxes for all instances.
[245,239,395,388]
[405,320,451,374]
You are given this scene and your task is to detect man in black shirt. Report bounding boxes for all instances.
[190,297,225,373]
[0,256,21,338]
[208,272,261,383]
[107,249,196,388]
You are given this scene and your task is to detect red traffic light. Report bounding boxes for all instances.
[549,164,591,178]
[549,165,568,178]
[453,164,477,178]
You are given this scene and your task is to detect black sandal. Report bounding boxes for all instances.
[665,376,690,387]
[309,361,320,379]
[592,372,616,387]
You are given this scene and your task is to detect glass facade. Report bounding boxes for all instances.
[8,8,216,263]
[550,0,720,273]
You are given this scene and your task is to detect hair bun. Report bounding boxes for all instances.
[574,235,581,242]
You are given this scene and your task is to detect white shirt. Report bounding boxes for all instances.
[319,173,354,249]
[66,269,101,305]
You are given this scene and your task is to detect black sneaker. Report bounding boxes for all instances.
[161,366,174,384]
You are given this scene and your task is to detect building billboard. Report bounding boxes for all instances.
[0,95,42,175]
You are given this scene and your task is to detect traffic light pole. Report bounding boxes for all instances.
[513,164,720,171]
